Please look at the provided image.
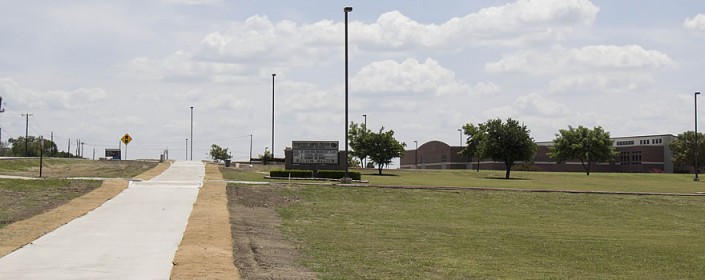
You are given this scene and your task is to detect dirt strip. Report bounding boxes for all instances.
[0,162,171,257]
[170,163,240,280]
[340,184,705,197]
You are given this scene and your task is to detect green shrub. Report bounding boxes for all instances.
[317,170,361,180]
[270,170,313,178]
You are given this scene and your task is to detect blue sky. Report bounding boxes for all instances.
[1,0,704,163]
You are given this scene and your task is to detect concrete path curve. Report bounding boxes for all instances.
[0,161,204,279]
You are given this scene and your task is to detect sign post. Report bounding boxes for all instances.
[121,133,132,160]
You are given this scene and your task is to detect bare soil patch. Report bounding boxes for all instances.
[228,183,316,279]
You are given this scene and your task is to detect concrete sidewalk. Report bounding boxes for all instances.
[0,161,204,279]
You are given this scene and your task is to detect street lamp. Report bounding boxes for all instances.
[343,6,353,183]
[249,134,253,164]
[414,140,418,169]
[185,138,188,160]
[190,106,194,161]
[272,73,276,159]
[458,128,463,146]
[696,92,701,181]
[362,114,367,168]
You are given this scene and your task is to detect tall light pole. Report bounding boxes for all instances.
[414,140,418,169]
[343,6,353,182]
[696,92,701,181]
[458,128,463,146]
[362,114,367,168]
[185,138,188,160]
[249,134,253,164]
[21,113,33,157]
[190,106,194,161]
[272,73,276,159]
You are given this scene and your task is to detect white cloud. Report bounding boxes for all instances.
[359,0,598,49]
[351,58,473,96]
[513,92,569,117]
[122,51,249,83]
[486,45,674,75]
[0,78,108,111]
[684,14,705,33]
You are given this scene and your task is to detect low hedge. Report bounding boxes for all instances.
[317,170,361,180]
[269,169,361,180]
[270,170,313,178]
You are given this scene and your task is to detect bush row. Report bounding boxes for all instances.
[269,169,361,180]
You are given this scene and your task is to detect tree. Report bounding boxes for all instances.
[209,144,232,162]
[459,123,485,172]
[669,131,705,171]
[477,118,536,179]
[349,122,371,166]
[366,127,406,175]
[8,136,57,157]
[548,126,617,176]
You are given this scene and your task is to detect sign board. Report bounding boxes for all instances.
[292,141,338,164]
[121,133,132,145]
[105,148,121,160]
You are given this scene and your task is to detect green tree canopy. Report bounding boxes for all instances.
[8,136,57,157]
[475,118,536,179]
[459,123,485,172]
[669,131,705,171]
[209,144,232,162]
[548,126,617,175]
[366,127,406,175]
[348,122,372,166]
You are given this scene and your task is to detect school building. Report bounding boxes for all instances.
[400,134,676,173]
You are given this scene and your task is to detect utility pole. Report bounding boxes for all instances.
[21,113,33,157]
[50,132,54,156]
[68,139,71,158]
[39,136,43,177]
[81,142,85,158]
[249,134,253,164]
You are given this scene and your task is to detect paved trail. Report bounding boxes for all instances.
[0,161,204,279]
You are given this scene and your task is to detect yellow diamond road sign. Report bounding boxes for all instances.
[121,133,132,145]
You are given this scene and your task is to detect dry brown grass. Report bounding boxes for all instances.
[170,163,240,279]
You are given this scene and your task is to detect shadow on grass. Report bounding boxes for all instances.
[365,173,400,177]
[484,177,531,181]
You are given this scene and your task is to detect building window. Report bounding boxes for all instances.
[441,155,447,162]
[617,140,635,146]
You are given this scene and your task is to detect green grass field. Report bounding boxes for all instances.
[222,165,705,194]
[279,185,705,279]
[0,179,102,229]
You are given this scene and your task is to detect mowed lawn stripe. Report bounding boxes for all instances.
[279,186,705,279]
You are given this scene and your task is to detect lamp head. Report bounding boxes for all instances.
[344,7,353,12]
[697,92,701,95]
[272,73,276,77]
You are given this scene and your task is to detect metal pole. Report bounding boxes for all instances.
[249,134,253,164]
[344,6,353,182]
[272,73,276,159]
[458,129,462,146]
[696,92,701,181]
[414,140,418,169]
[190,106,194,161]
[22,113,33,157]
[363,114,367,168]
[186,139,188,160]
[39,136,43,177]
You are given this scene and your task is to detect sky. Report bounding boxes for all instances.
[1,0,705,164]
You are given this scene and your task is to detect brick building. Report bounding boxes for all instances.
[400,134,676,173]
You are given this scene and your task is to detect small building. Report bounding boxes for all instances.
[400,134,676,173]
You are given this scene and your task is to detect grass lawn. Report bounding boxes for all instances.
[361,169,705,194]
[0,158,157,178]
[0,179,102,229]
[279,185,705,279]
[223,165,705,194]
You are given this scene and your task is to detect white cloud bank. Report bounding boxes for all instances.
[684,14,705,33]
